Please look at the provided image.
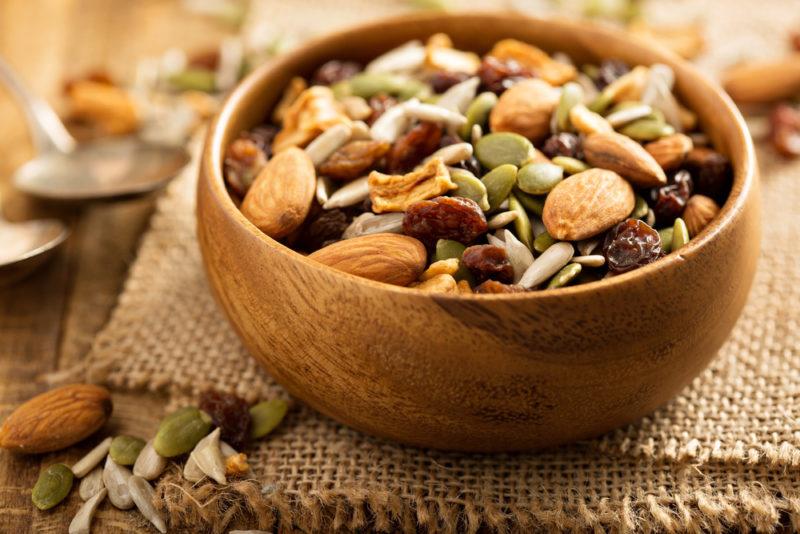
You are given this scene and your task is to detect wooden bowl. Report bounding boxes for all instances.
[197,13,759,451]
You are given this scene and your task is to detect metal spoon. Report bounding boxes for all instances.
[0,204,69,285]
[0,57,189,200]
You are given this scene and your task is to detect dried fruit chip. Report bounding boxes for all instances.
[403,196,488,246]
[369,158,456,213]
[199,390,252,450]
[603,219,663,274]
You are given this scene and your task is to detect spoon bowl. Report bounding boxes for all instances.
[0,217,69,285]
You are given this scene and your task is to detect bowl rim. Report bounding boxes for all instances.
[202,11,757,301]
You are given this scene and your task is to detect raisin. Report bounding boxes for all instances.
[477,56,534,95]
[428,71,470,93]
[769,103,800,158]
[462,245,514,284]
[683,147,732,203]
[403,196,488,246]
[299,209,351,251]
[312,60,362,86]
[595,59,630,90]
[652,169,693,225]
[367,93,399,125]
[246,125,279,159]
[319,140,391,181]
[224,136,267,197]
[385,121,442,174]
[474,280,526,294]
[603,219,663,274]
[199,390,252,450]
[542,133,584,159]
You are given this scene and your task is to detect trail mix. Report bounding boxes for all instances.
[0,384,287,533]
[225,34,732,294]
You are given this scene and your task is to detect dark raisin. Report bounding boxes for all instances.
[652,170,693,225]
[403,196,488,246]
[462,245,514,284]
[477,56,535,95]
[385,121,442,174]
[299,209,351,251]
[199,390,252,450]
[439,134,461,147]
[246,125,280,159]
[474,280,526,294]
[367,93,399,125]
[224,137,267,197]
[312,60,363,86]
[595,59,630,90]
[603,219,663,274]
[542,133,584,159]
[319,140,391,181]
[427,71,470,93]
[683,147,732,203]
[769,103,800,158]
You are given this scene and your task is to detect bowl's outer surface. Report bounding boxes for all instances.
[197,13,760,451]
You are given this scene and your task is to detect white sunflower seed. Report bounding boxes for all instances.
[189,428,226,484]
[323,176,370,209]
[79,466,105,501]
[350,120,372,140]
[577,237,601,256]
[370,99,416,142]
[366,40,426,73]
[645,208,656,227]
[575,73,599,104]
[405,101,467,128]
[642,64,682,131]
[128,476,167,533]
[487,211,518,230]
[103,456,134,510]
[341,96,372,121]
[486,233,505,247]
[606,104,653,127]
[572,254,606,267]
[342,212,405,239]
[316,175,334,206]
[69,488,107,534]
[422,142,473,166]
[519,241,574,289]
[471,123,482,145]
[132,440,168,481]
[305,123,353,166]
[220,441,238,458]
[531,218,546,238]
[183,455,205,483]
[72,437,113,478]
[497,199,510,210]
[435,76,480,113]
[502,229,535,283]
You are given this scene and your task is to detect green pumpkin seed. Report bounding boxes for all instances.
[620,119,675,141]
[672,218,690,251]
[556,82,584,132]
[508,194,533,250]
[153,407,212,458]
[630,195,649,219]
[547,263,583,289]
[517,162,564,195]
[533,231,556,253]
[481,164,518,211]
[250,399,289,439]
[109,436,146,466]
[659,227,674,253]
[32,464,73,511]
[459,92,498,139]
[168,69,216,92]
[588,91,614,114]
[449,168,490,211]
[514,189,545,217]
[346,73,427,100]
[551,156,590,175]
[433,239,473,283]
[475,133,533,170]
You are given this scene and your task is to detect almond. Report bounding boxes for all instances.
[309,233,427,286]
[583,132,667,187]
[489,79,560,144]
[644,133,694,170]
[722,56,800,104]
[242,147,316,238]
[683,194,720,237]
[0,384,112,454]
[542,169,635,241]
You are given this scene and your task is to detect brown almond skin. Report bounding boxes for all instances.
[644,133,694,171]
[242,147,316,238]
[542,168,635,241]
[683,194,720,237]
[0,384,112,454]
[583,132,667,187]
[489,79,560,143]
[309,233,427,286]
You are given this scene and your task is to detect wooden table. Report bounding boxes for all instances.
[0,1,233,531]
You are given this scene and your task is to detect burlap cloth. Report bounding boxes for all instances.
[87,0,800,531]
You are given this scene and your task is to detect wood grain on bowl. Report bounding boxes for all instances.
[197,13,759,451]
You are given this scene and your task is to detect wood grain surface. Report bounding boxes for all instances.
[0,1,229,531]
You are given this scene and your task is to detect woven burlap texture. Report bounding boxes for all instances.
[88,1,800,532]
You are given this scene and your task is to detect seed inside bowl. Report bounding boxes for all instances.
[223,33,732,292]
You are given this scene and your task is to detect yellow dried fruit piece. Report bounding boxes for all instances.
[420,258,460,281]
[414,273,459,293]
[489,39,577,86]
[225,453,250,477]
[273,86,351,153]
[457,279,473,294]
[272,76,307,125]
[368,158,456,213]
[425,33,480,74]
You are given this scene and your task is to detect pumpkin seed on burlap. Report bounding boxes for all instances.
[32,464,73,510]
[109,435,145,466]
[154,406,213,457]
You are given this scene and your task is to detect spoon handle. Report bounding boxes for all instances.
[0,56,76,154]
